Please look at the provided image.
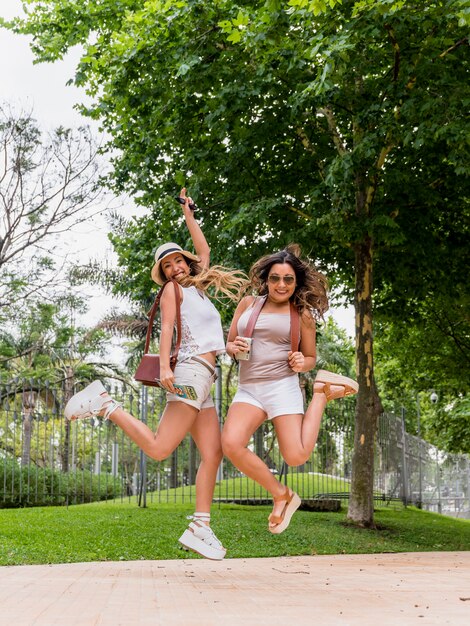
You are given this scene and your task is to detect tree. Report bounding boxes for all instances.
[316,318,355,378]
[0,105,105,313]
[9,0,468,525]
[0,296,122,470]
[374,298,469,452]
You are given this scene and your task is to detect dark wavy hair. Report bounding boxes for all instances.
[249,244,329,318]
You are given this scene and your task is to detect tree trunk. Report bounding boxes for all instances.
[347,235,382,526]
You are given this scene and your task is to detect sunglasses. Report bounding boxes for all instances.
[267,274,296,285]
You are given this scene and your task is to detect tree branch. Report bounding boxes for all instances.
[439,37,468,59]
[365,142,395,211]
[295,126,316,154]
[384,24,400,82]
[317,107,347,156]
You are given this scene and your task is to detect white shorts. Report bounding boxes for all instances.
[231,375,304,420]
[166,357,216,411]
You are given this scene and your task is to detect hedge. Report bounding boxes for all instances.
[0,460,123,508]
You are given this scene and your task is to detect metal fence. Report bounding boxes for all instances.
[1,372,469,518]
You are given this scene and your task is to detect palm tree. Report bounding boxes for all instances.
[0,298,127,471]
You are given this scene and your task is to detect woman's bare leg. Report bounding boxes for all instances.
[108,400,199,461]
[190,406,223,517]
[222,403,287,499]
[273,386,328,467]
[273,379,353,468]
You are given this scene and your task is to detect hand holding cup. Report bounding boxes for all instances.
[234,336,252,361]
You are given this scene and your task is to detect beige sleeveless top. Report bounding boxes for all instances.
[237,307,297,384]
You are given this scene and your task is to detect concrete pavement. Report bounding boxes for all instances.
[1,552,469,625]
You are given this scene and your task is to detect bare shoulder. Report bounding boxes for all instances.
[238,295,257,311]
[160,282,183,305]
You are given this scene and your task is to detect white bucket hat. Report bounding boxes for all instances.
[151,242,200,285]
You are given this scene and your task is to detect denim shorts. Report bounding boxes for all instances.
[231,374,304,420]
[166,356,216,410]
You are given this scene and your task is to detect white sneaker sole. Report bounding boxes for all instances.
[178,529,226,561]
[64,380,107,421]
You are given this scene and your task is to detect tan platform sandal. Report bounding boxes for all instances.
[268,487,301,535]
[314,369,359,401]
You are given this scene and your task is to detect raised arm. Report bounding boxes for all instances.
[179,187,210,269]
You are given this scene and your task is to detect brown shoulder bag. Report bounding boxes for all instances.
[134,280,182,387]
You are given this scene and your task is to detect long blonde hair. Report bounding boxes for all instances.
[179,263,249,302]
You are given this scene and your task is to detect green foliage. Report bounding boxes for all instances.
[375,314,468,403]
[316,317,355,376]
[7,0,466,297]
[0,460,121,508]
[8,0,468,519]
[374,301,469,452]
[0,297,127,474]
[0,299,110,383]
[427,396,470,454]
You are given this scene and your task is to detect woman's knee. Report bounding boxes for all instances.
[200,446,223,467]
[221,433,243,460]
[146,442,174,462]
[282,450,310,467]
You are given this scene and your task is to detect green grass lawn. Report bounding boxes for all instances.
[161,472,352,501]
[0,500,469,566]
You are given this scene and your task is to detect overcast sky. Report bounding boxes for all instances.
[0,0,355,337]
[1,0,133,332]
[1,0,91,128]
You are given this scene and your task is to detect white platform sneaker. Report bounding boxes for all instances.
[64,380,122,421]
[179,517,226,561]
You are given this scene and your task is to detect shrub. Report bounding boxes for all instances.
[0,460,122,508]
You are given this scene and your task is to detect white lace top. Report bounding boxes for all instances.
[177,286,225,362]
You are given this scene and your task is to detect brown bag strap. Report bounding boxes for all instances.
[244,296,300,352]
[144,280,182,358]
[243,295,267,338]
[289,302,300,352]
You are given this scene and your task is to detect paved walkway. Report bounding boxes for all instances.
[1,552,469,625]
